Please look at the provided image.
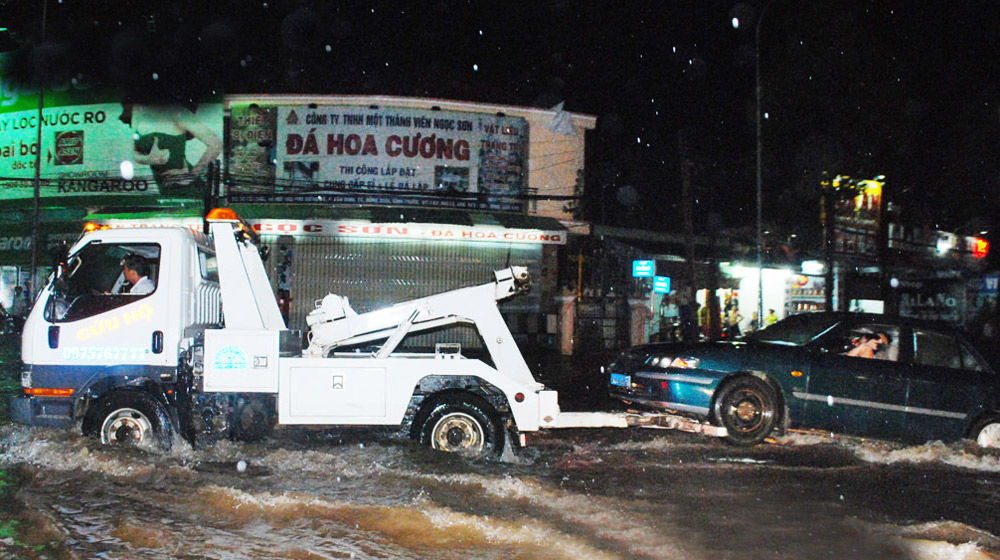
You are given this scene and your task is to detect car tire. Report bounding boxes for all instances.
[713,376,779,446]
[87,391,173,451]
[970,414,1000,449]
[414,393,504,459]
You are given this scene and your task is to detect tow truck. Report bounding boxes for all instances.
[12,208,725,457]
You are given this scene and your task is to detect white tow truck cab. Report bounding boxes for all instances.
[14,208,723,457]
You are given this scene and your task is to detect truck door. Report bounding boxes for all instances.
[33,241,173,374]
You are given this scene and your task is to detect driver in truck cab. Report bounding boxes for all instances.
[121,255,155,295]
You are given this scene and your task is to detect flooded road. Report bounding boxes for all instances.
[3,424,1000,560]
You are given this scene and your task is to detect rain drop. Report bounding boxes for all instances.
[152,73,159,81]
[473,64,479,71]
[325,45,332,52]
[120,161,134,180]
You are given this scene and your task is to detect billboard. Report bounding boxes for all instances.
[830,176,883,259]
[227,103,529,212]
[0,56,223,202]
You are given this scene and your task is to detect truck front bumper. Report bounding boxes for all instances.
[9,395,77,428]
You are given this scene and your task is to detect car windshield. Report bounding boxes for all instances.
[745,314,841,346]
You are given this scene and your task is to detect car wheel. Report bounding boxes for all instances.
[713,376,779,446]
[88,391,173,451]
[414,393,503,459]
[970,414,1000,449]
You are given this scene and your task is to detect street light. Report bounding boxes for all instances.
[734,0,776,327]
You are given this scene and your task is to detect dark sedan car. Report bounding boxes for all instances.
[607,312,1000,447]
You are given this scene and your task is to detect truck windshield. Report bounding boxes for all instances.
[46,242,161,322]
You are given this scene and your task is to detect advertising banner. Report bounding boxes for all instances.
[227,103,529,212]
[896,277,963,323]
[0,57,223,202]
[832,178,883,259]
[91,217,566,245]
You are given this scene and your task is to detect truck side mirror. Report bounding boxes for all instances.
[47,325,60,348]
[50,241,69,271]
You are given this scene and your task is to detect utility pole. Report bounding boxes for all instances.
[679,131,696,304]
[30,0,48,299]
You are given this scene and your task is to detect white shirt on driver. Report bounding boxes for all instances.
[130,276,155,295]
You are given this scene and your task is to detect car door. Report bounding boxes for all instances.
[803,322,910,439]
[903,328,995,442]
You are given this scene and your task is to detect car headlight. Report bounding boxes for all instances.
[668,357,700,369]
[645,356,700,369]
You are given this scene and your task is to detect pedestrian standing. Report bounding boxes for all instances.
[678,292,698,342]
[764,308,779,327]
[660,295,679,341]
[724,302,743,338]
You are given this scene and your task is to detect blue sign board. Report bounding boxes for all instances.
[633,260,655,277]
[653,276,671,293]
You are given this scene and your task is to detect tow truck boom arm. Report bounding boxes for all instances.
[304,266,531,358]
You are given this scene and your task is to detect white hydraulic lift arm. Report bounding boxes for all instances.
[304,266,540,387]
[303,265,727,438]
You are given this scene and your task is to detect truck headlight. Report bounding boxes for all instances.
[21,366,31,388]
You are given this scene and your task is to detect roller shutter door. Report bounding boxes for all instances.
[261,236,541,349]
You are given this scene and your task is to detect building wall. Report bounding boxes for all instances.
[224,95,595,224]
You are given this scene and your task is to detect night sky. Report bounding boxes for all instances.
[3,0,1000,241]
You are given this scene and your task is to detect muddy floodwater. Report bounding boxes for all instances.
[3,423,1000,560]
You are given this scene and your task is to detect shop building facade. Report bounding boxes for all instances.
[6,90,596,350]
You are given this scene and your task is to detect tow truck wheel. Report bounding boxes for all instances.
[970,414,1000,448]
[415,393,503,459]
[712,376,779,446]
[88,391,173,451]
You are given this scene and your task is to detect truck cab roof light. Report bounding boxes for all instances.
[205,208,240,222]
[206,208,259,244]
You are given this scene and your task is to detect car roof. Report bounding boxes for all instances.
[813,311,963,335]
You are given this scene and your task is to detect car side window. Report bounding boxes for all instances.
[913,329,986,372]
[828,323,900,361]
